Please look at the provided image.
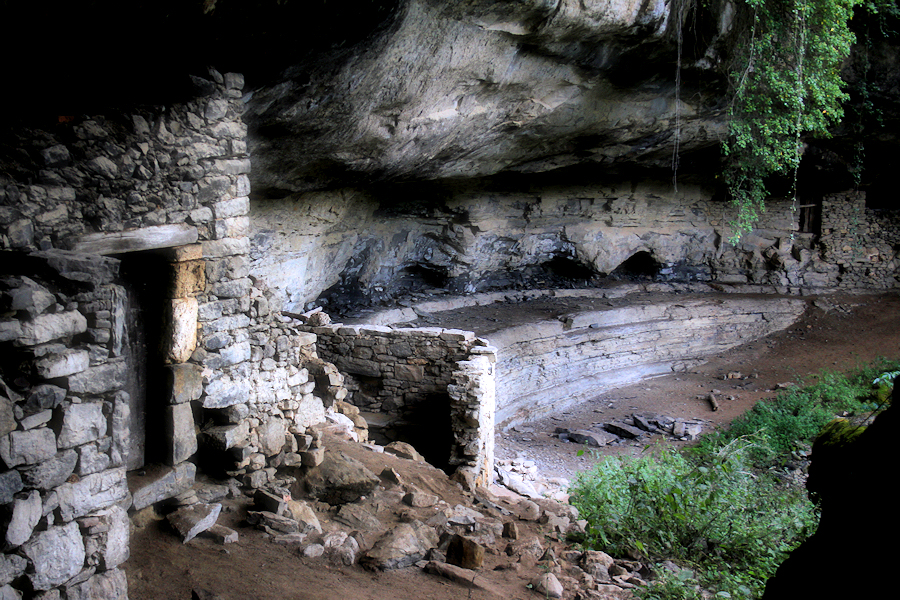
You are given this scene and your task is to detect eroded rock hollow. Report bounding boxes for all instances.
[1,0,899,598]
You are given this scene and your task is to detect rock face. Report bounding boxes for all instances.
[245,0,733,196]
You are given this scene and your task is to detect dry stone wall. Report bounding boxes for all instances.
[0,70,340,598]
[820,191,900,289]
[309,324,496,485]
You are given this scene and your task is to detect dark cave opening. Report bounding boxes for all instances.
[397,394,454,474]
[542,255,597,281]
[398,264,450,291]
[609,251,661,281]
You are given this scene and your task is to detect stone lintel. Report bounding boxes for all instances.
[72,224,199,255]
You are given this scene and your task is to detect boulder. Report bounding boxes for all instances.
[360,521,439,570]
[300,450,379,505]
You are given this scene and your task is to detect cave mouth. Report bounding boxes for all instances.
[397,263,450,292]
[609,251,661,281]
[542,255,598,282]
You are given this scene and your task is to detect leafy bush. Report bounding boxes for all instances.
[693,360,895,465]
[570,440,817,599]
[571,360,898,598]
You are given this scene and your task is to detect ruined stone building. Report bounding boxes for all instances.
[1,1,899,597]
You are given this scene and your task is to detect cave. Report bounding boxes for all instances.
[541,255,598,285]
[1,0,900,597]
[609,251,662,281]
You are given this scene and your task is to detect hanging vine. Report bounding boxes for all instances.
[723,0,860,241]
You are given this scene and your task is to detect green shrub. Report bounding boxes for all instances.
[570,440,818,599]
[693,361,895,465]
[570,359,897,598]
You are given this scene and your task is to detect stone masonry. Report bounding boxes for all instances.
[0,70,343,599]
[309,324,496,486]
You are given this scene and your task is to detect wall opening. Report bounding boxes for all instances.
[397,393,453,474]
[117,251,170,469]
[397,263,450,292]
[609,251,661,281]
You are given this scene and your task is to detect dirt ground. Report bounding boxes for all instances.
[125,292,900,600]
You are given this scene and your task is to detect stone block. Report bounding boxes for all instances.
[55,402,106,449]
[76,443,110,476]
[165,403,197,465]
[394,364,424,382]
[21,521,85,591]
[19,450,78,492]
[202,378,250,408]
[214,216,250,239]
[56,468,128,521]
[213,197,249,220]
[0,399,13,439]
[168,503,222,543]
[130,462,197,511]
[202,237,250,258]
[16,310,87,346]
[3,489,42,548]
[0,554,26,586]
[22,385,66,416]
[170,259,205,298]
[67,361,126,395]
[63,568,127,600]
[213,158,251,175]
[20,410,53,430]
[257,417,286,457]
[164,298,198,364]
[0,321,22,343]
[203,422,249,451]
[0,428,57,467]
[210,277,251,299]
[0,471,24,504]
[165,363,204,404]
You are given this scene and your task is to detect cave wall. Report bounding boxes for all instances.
[250,182,900,316]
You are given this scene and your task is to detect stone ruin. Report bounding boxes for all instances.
[0,63,899,598]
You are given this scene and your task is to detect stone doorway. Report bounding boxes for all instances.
[114,246,204,471]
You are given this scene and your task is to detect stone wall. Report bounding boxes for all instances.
[250,183,899,316]
[821,191,900,289]
[309,324,496,485]
[0,70,339,598]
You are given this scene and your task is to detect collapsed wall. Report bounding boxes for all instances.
[308,323,496,486]
[0,71,341,598]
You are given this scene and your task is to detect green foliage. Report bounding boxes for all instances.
[569,440,817,599]
[724,0,860,240]
[693,360,895,464]
[571,359,896,599]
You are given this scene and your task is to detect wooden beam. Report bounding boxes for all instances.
[71,224,199,256]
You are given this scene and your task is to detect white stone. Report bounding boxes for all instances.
[21,521,85,591]
[165,298,198,364]
[0,428,57,467]
[57,402,106,449]
[16,311,87,345]
[4,490,42,547]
